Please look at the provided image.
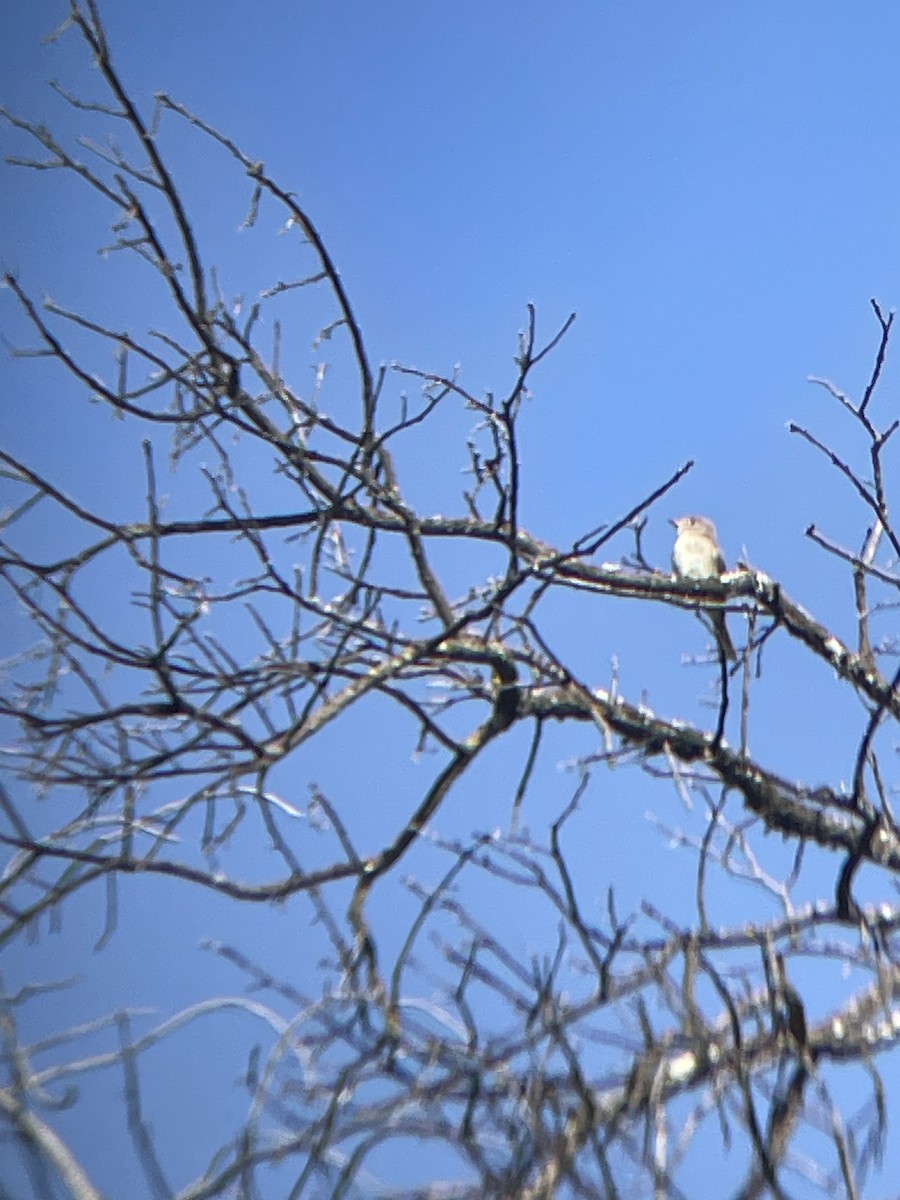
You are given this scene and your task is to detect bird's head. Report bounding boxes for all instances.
[670,515,718,539]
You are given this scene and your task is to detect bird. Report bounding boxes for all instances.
[670,515,737,662]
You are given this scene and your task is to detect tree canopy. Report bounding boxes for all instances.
[3,5,900,1198]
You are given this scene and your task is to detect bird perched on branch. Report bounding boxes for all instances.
[670,515,736,662]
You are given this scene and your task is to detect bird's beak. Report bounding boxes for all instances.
[669,518,679,530]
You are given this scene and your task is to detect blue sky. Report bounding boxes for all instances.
[6,1,900,580]
[3,2,900,1196]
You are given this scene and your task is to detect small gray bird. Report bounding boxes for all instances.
[671,515,736,661]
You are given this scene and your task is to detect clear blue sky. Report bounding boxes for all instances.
[3,2,900,1196]
[6,1,900,579]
